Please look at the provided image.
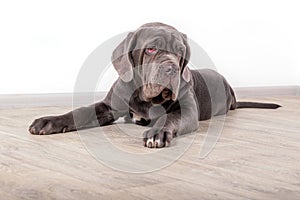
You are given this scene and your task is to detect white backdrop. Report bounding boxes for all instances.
[0,0,299,94]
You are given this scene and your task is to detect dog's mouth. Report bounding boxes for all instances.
[142,84,176,104]
[151,88,174,104]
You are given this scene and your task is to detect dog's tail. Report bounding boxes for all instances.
[236,101,281,109]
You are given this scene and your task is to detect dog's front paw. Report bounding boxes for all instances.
[29,116,69,135]
[143,128,173,148]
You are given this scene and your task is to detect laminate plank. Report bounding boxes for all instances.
[0,96,299,199]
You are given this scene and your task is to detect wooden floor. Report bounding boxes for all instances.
[0,96,300,200]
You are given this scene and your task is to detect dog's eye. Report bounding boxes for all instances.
[145,47,158,55]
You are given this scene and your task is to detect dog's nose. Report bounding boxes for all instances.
[164,64,178,76]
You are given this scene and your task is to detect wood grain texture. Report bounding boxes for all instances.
[0,96,299,199]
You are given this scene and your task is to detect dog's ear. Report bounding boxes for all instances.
[180,33,191,82]
[111,32,134,82]
[182,66,191,82]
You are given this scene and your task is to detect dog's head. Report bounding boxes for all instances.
[112,22,191,104]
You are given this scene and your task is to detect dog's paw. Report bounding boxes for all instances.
[143,128,173,148]
[29,116,68,135]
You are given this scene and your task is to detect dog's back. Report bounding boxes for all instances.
[190,69,280,121]
[190,69,236,120]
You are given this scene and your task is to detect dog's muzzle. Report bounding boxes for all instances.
[141,62,180,104]
[142,84,177,104]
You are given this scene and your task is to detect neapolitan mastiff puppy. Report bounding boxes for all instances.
[29,22,280,148]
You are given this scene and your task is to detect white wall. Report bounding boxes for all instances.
[0,0,299,94]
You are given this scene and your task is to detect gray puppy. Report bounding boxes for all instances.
[29,22,280,148]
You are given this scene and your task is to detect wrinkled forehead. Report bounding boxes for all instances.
[133,28,185,54]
